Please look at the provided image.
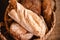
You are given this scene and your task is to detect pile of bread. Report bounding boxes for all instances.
[7,0,55,40]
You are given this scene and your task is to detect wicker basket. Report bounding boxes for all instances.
[4,0,56,40]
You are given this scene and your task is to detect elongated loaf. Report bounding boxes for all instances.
[10,23,33,40]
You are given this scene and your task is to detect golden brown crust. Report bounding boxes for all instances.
[42,0,52,21]
[3,0,56,40]
[42,0,53,29]
[21,0,41,15]
[10,23,33,40]
[9,0,17,11]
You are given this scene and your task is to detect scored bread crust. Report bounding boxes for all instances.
[8,2,47,38]
[3,0,55,39]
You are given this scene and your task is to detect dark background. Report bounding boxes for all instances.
[0,0,8,22]
[0,0,60,40]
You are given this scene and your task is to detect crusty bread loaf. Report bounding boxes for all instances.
[42,0,53,25]
[3,0,56,40]
[8,2,47,38]
[10,23,33,40]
